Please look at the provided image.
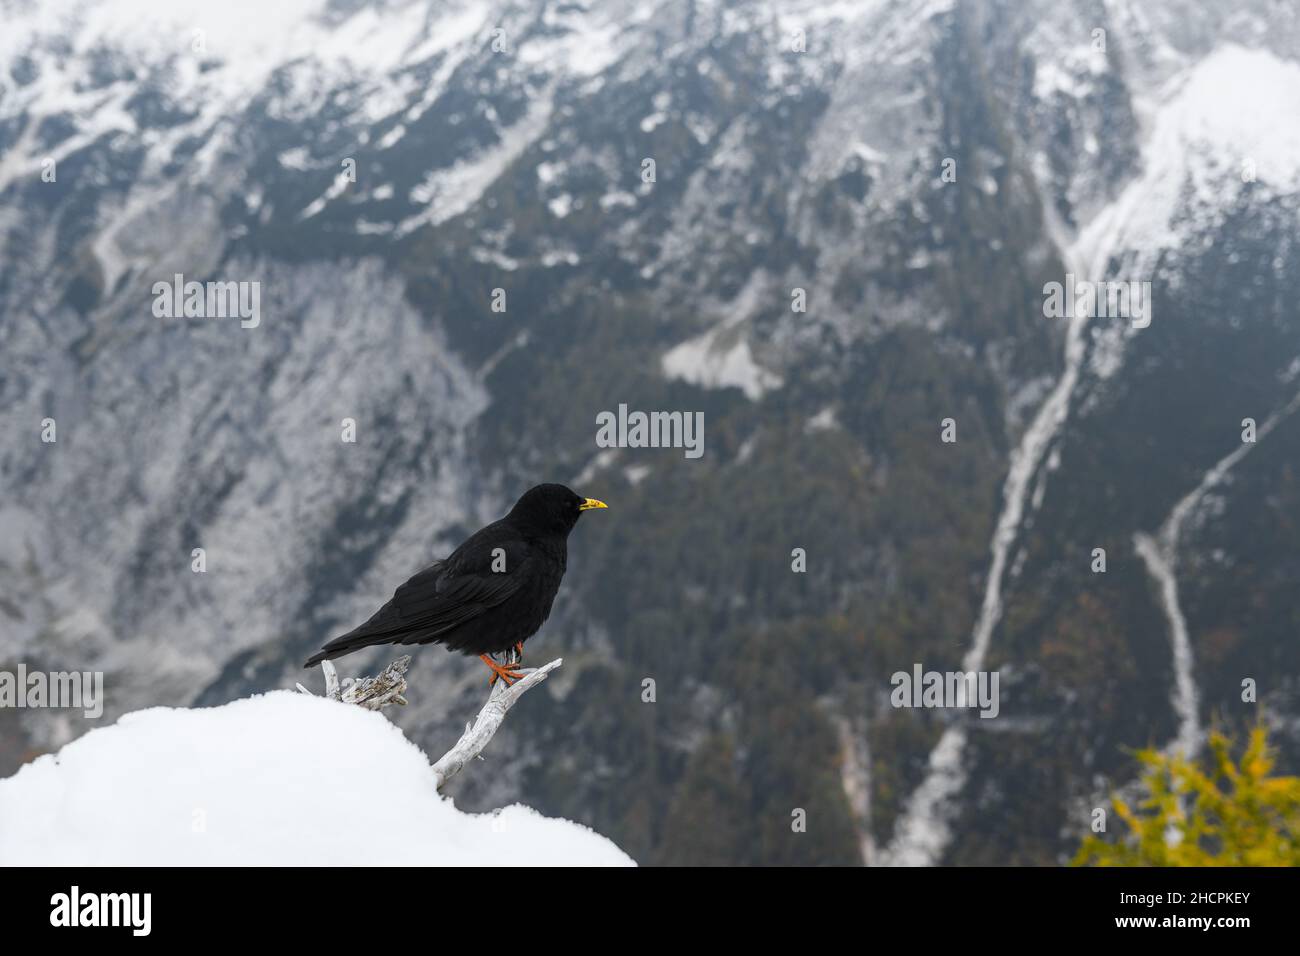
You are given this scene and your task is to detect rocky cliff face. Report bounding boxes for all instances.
[3,0,1298,864]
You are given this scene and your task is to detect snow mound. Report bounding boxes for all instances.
[0,691,633,866]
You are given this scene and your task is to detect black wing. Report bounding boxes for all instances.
[305,522,534,665]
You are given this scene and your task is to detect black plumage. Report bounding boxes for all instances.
[304,484,607,685]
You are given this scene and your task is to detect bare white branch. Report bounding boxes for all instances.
[321,659,341,700]
[338,656,410,709]
[432,658,563,789]
[297,655,409,710]
[295,658,559,790]
[296,654,559,788]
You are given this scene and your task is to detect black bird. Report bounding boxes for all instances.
[304,484,607,685]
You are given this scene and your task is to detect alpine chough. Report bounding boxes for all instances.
[304,483,607,685]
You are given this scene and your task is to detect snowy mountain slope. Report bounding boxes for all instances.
[882,13,1300,864]
[3,0,1299,865]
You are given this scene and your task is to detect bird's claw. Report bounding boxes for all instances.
[481,654,526,687]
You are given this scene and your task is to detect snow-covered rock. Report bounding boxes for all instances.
[0,691,634,866]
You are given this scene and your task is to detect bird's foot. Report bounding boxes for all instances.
[511,641,525,665]
[480,654,525,687]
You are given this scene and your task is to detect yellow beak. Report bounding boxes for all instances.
[579,497,608,511]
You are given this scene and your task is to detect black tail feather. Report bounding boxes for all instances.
[303,630,394,669]
[302,648,334,669]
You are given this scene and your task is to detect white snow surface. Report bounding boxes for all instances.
[660,273,783,401]
[662,332,781,401]
[1095,44,1300,265]
[0,691,634,866]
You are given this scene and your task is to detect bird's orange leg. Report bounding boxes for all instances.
[480,654,525,687]
[512,641,525,664]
